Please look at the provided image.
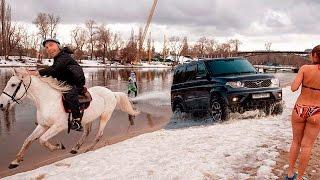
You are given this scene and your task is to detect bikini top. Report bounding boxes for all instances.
[301,64,320,91]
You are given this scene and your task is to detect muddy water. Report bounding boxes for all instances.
[0,68,173,178]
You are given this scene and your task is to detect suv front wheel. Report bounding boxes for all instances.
[209,96,230,121]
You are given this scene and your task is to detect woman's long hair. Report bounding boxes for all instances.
[311,45,320,64]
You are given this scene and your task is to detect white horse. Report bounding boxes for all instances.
[0,68,140,169]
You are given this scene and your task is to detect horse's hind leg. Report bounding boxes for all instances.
[70,123,92,154]
[9,125,48,169]
[39,125,65,152]
[84,114,111,152]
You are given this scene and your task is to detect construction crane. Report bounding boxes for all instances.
[136,0,158,63]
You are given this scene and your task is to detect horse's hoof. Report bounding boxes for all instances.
[56,143,65,150]
[61,143,66,150]
[70,150,77,154]
[8,163,19,169]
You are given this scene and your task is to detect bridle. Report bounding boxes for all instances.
[2,77,32,104]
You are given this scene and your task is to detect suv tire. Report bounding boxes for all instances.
[209,96,230,121]
[271,102,284,115]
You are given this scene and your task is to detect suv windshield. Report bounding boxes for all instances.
[206,59,257,76]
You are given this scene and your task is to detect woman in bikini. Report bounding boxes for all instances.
[286,45,320,180]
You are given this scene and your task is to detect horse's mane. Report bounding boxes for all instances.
[38,76,71,92]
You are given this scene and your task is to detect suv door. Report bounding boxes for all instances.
[183,62,198,111]
[192,61,211,111]
[171,64,187,110]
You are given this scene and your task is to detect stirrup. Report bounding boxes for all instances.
[70,119,83,132]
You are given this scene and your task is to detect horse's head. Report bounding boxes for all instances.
[0,68,31,111]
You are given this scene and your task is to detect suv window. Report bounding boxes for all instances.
[173,65,186,84]
[185,63,197,81]
[206,59,257,76]
[197,61,207,78]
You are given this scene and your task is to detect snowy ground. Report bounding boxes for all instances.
[0,56,172,68]
[3,87,297,180]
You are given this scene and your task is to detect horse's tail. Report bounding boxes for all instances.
[114,92,140,116]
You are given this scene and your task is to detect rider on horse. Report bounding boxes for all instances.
[28,38,85,131]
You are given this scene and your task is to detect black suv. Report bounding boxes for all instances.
[171,58,283,121]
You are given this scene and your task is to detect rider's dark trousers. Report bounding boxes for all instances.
[64,86,83,119]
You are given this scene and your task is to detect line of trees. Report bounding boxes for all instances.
[0,0,309,66]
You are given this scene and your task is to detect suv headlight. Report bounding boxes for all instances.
[226,81,244,88]
[271,78,280,87]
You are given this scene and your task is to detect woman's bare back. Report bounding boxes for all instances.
[292,65,320,106]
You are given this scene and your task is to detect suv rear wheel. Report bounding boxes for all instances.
[209,96,230,121]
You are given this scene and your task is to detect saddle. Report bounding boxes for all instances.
[62,87,92,113]
[62,87,92,133]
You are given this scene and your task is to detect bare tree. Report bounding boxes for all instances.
[218,43,231,57]
[47,13,60,38]
[96,24,111,63]
[169,36,183,63]
[21,28,32,58]
[228,39,242,55]
[0,0,12,59]
[265,42,272,51]
[180,36,189,57]
[162,34,169,61]
[193,37,208,58]
[7,24,24,59]
[120,29,138,64]
[3,3,10,59]
[33,13,50,62]
[0,0,6,56]
[85,19,97,60]
[33,13,49,41]
[106,32,122,62]
[29,33,40,58]
[71,26,87,62]
[205,39,218,58]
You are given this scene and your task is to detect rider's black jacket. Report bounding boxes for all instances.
[39,47,85,87]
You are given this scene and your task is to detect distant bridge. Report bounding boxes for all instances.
[253,65,299,73]
[236,51,309,57]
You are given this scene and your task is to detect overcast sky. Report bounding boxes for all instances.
[9,0,320,51]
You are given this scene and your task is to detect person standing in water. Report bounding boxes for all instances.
[128,71,137,97]
[286,45,320,180]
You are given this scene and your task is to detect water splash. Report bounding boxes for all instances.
[132,91,171,106]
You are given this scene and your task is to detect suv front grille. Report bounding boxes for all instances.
[244,79,272,88]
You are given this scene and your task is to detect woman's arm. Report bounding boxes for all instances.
[291,66,305,92]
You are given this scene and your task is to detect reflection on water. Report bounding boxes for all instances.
[0,108,15,134]
[0,68,173,135]
[85,68,173,93]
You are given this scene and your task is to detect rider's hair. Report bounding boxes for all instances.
[311,45,320,62]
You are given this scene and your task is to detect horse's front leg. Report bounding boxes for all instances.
[39,125,66,151]
[70,123,92,154]
[9,125,48,169]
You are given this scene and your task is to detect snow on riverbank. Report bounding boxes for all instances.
[4,87,298,180]
[0,56,172,68]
